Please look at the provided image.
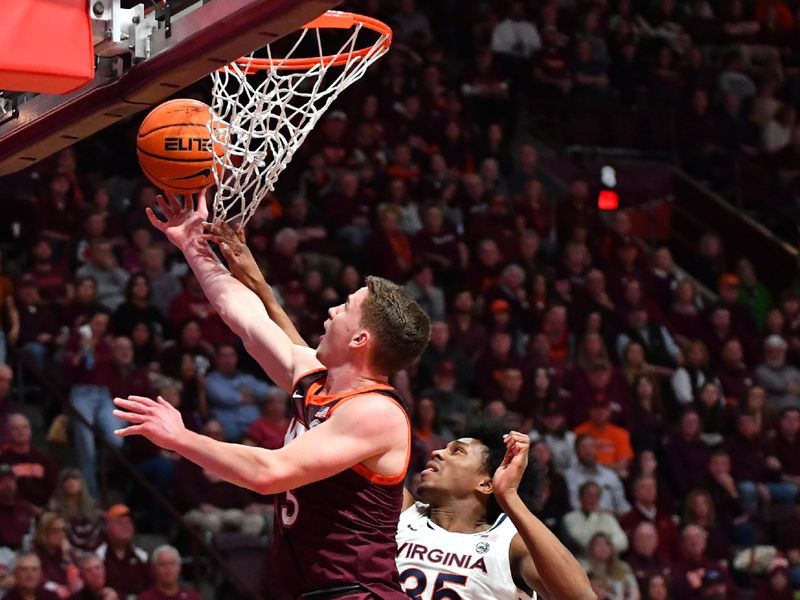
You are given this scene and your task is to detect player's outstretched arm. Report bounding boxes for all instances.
[146,191,318,390]
[494,432,596,600]
[113,392,408,494]
[202,221,307,347]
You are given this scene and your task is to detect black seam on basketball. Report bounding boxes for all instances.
[137,122,212,138]
[140,163,207,191]
[136,146,213,163]
[172,168,212,181]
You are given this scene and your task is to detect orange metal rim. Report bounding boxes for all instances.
[228,11,392,73]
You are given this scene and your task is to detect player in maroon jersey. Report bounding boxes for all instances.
[113,191,430,600]
[188,222,594,600]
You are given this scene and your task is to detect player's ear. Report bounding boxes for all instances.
[477,475,493,497]
[349,329,370,349]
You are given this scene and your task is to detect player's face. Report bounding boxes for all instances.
[417,438,491,500]
[317,287,369,365]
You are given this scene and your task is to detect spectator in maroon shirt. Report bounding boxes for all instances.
[33,512,81,599]
[715,338,753,402]
[138,546,200,600]
[175,421,264,536]
[466,238,506,297]
[620,476,681,561]
[625,521,672,591]
[446,290,488,364]
[167,275,232,348]
[666,280,704,348]
[412,205,462,278]
[96,505,151,600]
[671,524,740,600]
[0,464,37,549]
[24,238,71,307]
[322,171,372,249]
[415,321,473,394]
[3,552,59,600]
[568,360,631,428]
[664,409,711,497]
[243,389,290,450]
[473,331,525,400]
[111,275,164,339]
[418,362,472,435]
[681,489,732,562]
[630,374,668,452]
[726,409,798,514]
[366,205,413,283]
[0,414,58,509]
[156,319,213,380]
[644,247,679,312]
[766,407,800,492]
[69,553,118,600]
[694,382,732,445]
[16,277,60,373]
[37,173,83,244]
[60,277,104,332]
[106,336,153,400]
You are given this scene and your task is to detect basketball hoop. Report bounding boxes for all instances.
[208,10,392,226]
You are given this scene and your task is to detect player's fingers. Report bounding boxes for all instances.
[185,192,195,213]
[145,208,166,231]
[112,399,150,415]
[155,396,173,409]
[113,396,157,411]
[114,424,145,437]
[200,234,223,246]
[112,410,147,424]
[197,187,210,219]
[166,192,182,214]
[235,225,246,243]
[155,195,172,217]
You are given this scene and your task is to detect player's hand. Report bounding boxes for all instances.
[492,431,529,502]
[146,188,210,250]
[201,220,264,292]
[112,395,187,451]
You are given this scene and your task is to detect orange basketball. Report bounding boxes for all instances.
[136,98,223,193]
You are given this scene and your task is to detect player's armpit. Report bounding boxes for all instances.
[402,488,416,511]
[254,393,409,494]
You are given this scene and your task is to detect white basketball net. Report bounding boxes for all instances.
[208,13,391,226]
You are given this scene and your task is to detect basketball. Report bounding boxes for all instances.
[136,98,221,193]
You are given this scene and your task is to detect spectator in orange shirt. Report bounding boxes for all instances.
[574,397,634,478]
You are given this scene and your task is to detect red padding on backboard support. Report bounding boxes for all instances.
[0,0,94,94]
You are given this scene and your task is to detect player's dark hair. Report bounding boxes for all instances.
[361,276,431,375]
[463,417,545,522]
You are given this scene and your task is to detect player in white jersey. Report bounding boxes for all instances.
[397,420,595,600]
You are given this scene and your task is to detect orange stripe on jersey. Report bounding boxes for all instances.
[291,368,327,394]
[304,379,395,406]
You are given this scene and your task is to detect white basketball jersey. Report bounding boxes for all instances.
[396,502,535,600]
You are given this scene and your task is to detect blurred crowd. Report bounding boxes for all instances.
[2,0,800,599]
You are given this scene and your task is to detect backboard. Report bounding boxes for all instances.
[0,0,340,176]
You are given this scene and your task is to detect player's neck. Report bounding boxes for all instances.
[429,503,490,534]
[323,363,389,395]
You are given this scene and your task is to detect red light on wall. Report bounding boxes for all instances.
[597,190,619,210]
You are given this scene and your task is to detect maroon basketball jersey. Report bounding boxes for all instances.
[270,370,410,599]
